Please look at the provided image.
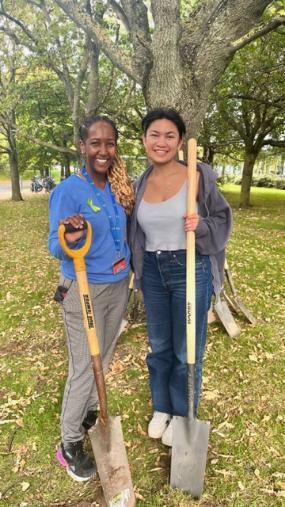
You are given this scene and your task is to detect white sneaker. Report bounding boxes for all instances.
[161,418,173,447]
[148,411,171,439]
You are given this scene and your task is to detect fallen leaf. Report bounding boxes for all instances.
[21,482,30,492]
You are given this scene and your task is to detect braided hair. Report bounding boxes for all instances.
[79,114,135,215]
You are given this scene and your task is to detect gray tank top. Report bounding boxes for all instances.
[137,182,190,251]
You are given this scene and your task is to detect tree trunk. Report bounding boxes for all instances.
[9,151,22,201]
[239,151,257,207]
[143,1,183,110]
[86,40,100,114]
[55,0,275,142]
[8,124,23,202]
[64,154,71,178]
[202,145,215,165]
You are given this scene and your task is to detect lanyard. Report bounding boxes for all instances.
[81,167,121,255]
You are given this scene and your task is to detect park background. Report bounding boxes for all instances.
[0,1,284,506]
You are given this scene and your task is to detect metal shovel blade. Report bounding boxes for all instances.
[224,261,256,324]
[89,416,136,507]
[233,295,256,324]
[214,295,241,338]
[170,415,210,498]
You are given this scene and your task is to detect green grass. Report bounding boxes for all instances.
[0,187,284,506]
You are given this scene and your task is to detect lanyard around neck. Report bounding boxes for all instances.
[81,166,121,254]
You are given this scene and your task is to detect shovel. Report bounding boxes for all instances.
[213,292,241,338]
[177,148,240,339]
[170,138,210,498]
[224,259,256,324]
[58,222,136,507]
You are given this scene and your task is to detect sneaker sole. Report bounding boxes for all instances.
[148,428,168,439]
[148,422,170,439]
[161,435,172,447]
[56,449,96,482]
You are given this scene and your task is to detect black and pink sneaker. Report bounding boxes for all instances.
[56,440,96,482]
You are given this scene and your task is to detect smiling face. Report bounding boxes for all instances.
[80,121,117,177]
[142,118,183,165]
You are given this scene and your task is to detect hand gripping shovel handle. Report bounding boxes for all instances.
[58,222,108,423]
[186,139,197,417]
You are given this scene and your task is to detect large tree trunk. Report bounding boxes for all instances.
[55,0,279,141]
[144,2,182,109]
[239,150,257,207]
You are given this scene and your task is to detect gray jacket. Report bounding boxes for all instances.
[129,162,232,295]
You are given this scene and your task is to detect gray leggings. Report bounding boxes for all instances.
[59,274,129,444]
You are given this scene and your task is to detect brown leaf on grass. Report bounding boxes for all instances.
[137,423,147,436]
[135,492,146,501]
[204,389,219,400]
[213,468,236,478]
[21,482,30,492]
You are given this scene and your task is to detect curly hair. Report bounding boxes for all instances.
[79,114,135,215]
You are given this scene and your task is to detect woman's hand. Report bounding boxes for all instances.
[184,213,200,232]
[59,214,86,243]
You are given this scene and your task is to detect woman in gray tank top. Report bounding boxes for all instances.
[129,108,232,447]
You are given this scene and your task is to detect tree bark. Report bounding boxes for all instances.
[55,0,281,141]
[239,150,258,207]
[86,40,100,114]
[8,128,23,201]
[202,145,215,165]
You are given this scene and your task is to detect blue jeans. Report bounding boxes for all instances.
[142,250,212,417]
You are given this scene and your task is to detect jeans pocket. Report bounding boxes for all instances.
[171,251,186,267]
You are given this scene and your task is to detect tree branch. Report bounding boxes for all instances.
[232,15,285,51]
[262,139,285,148]
[0,8,38,43]
[108,0,130,31]
[55,0,141,83]
[13,125,77,155]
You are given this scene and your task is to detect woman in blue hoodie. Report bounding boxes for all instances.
[49,114,134,481]
[129,108,232,447]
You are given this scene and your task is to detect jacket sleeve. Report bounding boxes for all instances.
[48,185,85,261]
[195,185,232,255]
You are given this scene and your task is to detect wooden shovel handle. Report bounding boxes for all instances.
[186,139,197,365]
[58,222,108,421]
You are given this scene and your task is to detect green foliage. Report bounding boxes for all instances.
[0,0,146,179]
[200,30,285,160]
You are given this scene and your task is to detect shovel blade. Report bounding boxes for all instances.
[214,298,241,338]
[235,296,257,324]
[89,416,136,507]
[170,415,210,498]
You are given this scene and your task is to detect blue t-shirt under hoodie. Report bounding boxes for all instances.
[48,173,130,284]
